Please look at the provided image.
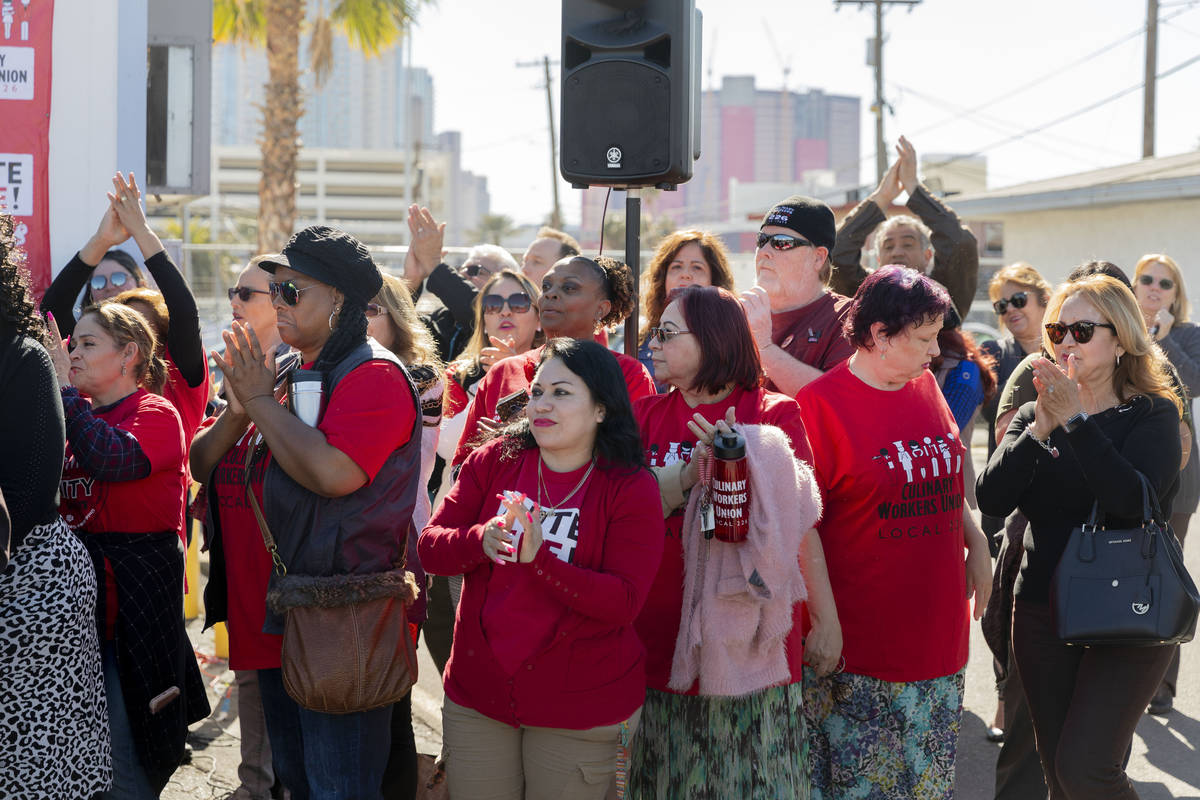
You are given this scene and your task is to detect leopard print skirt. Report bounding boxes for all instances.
[0,517,111,797]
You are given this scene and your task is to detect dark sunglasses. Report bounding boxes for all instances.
[992,291,1028,315]
[1138,274,1175,291]
[756,232,814,251]
[90,271,130,292]
[365,303,385,318]
[227,286,271,303]
[463,263,494,278]
[482,292,533,315]
[648,326,693,344]
[269,280,318,306]
[1044,320,1117,345]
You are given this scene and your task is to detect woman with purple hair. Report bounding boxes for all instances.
[796,265,993,799]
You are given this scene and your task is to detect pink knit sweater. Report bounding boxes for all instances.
[668,424,823,696]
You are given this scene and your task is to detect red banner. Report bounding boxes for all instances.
[0,0,52,294]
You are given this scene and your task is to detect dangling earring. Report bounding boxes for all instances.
[120,361,127,376]
[328,307,340,331]
[1116,353,1122,367]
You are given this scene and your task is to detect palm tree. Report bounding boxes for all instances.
[213,0,428,252]
[467,213,517,246]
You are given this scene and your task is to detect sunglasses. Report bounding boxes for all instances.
[482,292,533,315]
[1138,274,1175,291]
[227,286,271,303]
[1044,320,1117,345]
[649,326,693,344]
[90,272,130,292]
[993,291,1028,315]
[269,280,319,306]
[756,232,814,251]
[463,263,494,278]
[365,303,385,318]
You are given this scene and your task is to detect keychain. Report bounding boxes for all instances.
[696,446,715,537]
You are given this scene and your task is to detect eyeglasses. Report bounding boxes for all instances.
[482,292,533,315]
[1044,320,1117,345]
[992,291,1028,315]
[756,232,814,251]
[269,280,319,306]
[227,286,271,303]
[90,272,130,292]
[365,303,385,318]
[463,263,494,278]
[649,326,693,343]
[1138,274,1175,291]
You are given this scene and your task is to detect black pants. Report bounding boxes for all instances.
[1155,513,1192,700]
[1012,601,1173,800]
[994,643,1047,800]
[422,575,454,675]
[381,691,416,800]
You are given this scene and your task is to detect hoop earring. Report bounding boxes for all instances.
[1116,353,1122,367]
[328,307,340,331]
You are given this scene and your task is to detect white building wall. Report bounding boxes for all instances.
[983,198,1200,285]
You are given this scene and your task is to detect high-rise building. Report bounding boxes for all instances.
[578,76,860,249]
[210,26,486,244]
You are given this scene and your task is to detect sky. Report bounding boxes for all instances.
[406,0,1200,229]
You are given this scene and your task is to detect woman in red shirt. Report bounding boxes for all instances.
[42,173,209,451]
[420,338,664,800]
[199,225,422,799]
[796,266,993,799]
[450,255,654,466]
[630,285,838,798]
[47,302,210,796]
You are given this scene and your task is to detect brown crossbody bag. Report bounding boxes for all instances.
[243,440,419,714]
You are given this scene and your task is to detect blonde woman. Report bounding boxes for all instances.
[1133,253,1198,715]
[978,274,1183,799]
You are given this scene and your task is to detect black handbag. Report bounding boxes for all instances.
[1050,472,1200,646]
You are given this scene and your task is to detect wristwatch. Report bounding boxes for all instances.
[1063,411,1089,434]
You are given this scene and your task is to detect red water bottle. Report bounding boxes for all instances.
[712,429,750,543]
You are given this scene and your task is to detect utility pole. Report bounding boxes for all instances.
[1144,0,1158,158]
[517,56,563,230]
[835,0,923,183]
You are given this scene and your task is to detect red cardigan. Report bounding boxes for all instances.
[419,438,664,729]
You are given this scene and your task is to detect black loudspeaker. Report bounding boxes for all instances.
[561,0,701,189]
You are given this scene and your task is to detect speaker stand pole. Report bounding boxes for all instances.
[623,188,641,358]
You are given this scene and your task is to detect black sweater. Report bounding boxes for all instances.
[0,330,66,558]
[976,395,1181,603]
[40,250,205,388]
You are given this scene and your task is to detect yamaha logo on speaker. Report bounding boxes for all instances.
[606,147,622,169]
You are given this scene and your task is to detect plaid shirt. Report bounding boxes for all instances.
[61,387,152,482]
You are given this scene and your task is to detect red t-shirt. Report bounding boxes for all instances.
[796,361,969,682]
[632,386,814,692]
[420,439,664,729]
[60,388,187,535]
[451,345,655,465]
[307,360,417,481]
[163,345,210,451]
[767,291,854,392]
[208,420,283,670]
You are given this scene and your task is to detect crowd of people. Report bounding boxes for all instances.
[0,140,1196,800]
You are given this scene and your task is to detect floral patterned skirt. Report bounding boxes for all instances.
[803,666,964,800]
[628,682,810,800]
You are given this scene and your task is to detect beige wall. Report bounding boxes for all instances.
[970,198,1200,286]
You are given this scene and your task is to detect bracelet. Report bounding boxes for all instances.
[1030,429,1060,459]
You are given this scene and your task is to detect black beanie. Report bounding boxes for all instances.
[261,225,383,303]
[760,195,836,251]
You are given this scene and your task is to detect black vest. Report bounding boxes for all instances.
[263,340,421,630]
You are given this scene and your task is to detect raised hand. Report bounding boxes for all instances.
[45,312,72,387]
[212,322,277,410]
[869,156,903,208]
[895,136,920,194]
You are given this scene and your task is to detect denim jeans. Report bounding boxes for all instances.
[95,641,159,800]
[258,667,393,800]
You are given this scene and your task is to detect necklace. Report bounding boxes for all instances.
[537,456,596,521]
